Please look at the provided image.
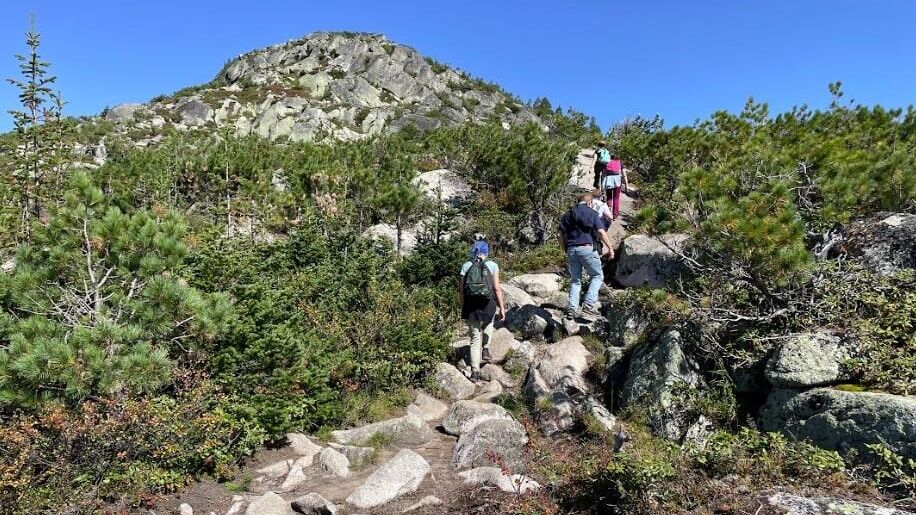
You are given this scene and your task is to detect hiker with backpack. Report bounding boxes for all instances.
[459,237,506,382]
[558,192,615,318]
[592,140,611,189]
[600,154,628,220]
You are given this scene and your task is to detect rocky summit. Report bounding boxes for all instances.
[102,32,539,143]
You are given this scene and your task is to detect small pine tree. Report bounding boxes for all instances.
[6,20,72,241]
[366,139,422,255]
[504,123,578,243]
[0,174,231,406]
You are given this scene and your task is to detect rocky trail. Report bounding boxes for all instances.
[150,155,916,515]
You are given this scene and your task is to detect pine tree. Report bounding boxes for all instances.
[367,139,422,255]
[6,20,71,241]
[0,174,231,406]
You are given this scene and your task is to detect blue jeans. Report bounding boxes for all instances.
[567,245,604,311]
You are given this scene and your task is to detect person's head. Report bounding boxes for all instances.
[470,238,489,261]
[611,153,619,160]
[593,189,605,201]
[577,192,594,204]
[597,140,607,148]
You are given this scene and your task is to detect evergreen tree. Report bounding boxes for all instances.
[0,174,231,406]
[366,139,422,254]
[6,20,72,241]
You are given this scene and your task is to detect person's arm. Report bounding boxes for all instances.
[492,270,506,320]
[458,275,464,311]
[622,167,629,192]
[597,229,615,259]
[557,230,567,253]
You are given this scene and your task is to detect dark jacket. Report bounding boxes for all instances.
[560,203,605,247]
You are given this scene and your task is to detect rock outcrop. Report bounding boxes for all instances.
[765,332,856,388]
[760,388,916,460]
[620,328,703,442]
[102,32,541,143]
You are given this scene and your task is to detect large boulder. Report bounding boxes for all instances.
[614,234,689,288]
[763,491,913,515]
[345,449,430,509]
[759,388,916,460]
[287,433,323,464]
[620,328,701,441]
[453,418,528,471]
[442,400,513,436]
[487,328,518,364]
[406,392,448,422]
[508,273,563,298]
[765,332,856,388]
[412,169,473,205]
[103,103,146,122]
[363,223,419,256]
[500,284,537,310]
[433,362,476,400]
[246,492,293,515]
[841,212,916,275]
[330,412,434,446]
[318,447,350,478]
[291,493,337,515]
[177,98,213,126]
[505,304,557,339]
[536,336,591,392]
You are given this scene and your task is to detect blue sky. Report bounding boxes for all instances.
[1,1,914,132]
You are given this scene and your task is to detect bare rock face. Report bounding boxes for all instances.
[345,449,430,509]
[107,32,542,144]
[614,234,689,288]
[759,388,916,461]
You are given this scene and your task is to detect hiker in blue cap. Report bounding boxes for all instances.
[459,236,506,382]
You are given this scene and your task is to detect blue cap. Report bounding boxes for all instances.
[471,240,490,260]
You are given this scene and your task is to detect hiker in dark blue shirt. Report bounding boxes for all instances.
[558,193,615,317]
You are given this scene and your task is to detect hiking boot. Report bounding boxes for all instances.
[582,304,601,317]
[470,370,482,383]
[481,348,492,364]
[564,307,579,319]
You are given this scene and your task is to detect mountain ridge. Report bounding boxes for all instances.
[99,31,542,144]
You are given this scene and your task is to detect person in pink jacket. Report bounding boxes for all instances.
[600,154,629,220]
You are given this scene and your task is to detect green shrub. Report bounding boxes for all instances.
[0,174,230,406]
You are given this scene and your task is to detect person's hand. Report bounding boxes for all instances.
[498,307,506,321]
[600,247,610,259]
